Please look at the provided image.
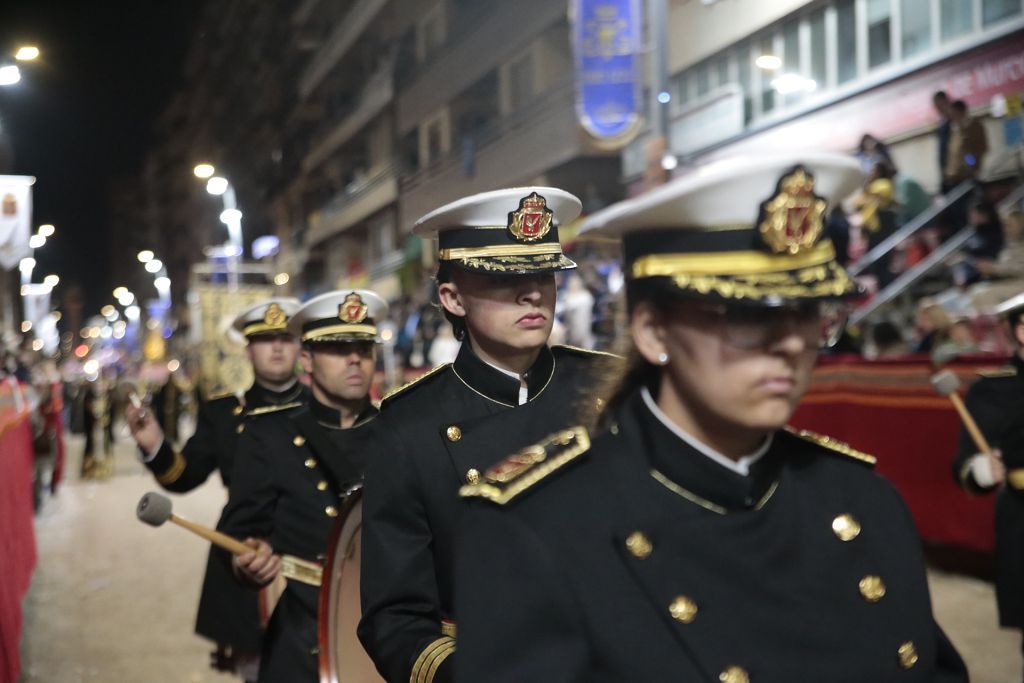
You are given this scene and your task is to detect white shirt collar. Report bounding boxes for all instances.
[640,387,772,476]
[482,357,529,406]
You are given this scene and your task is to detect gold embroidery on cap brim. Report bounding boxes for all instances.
[631,241,835,278]
[439,243,564,260]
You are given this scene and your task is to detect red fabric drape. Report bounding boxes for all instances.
[0,414,38,683]
[791,355,1000,553]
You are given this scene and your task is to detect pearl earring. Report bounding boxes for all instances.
[656,352,669,365]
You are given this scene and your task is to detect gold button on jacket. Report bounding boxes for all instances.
[625,531,652,559]
[719,665,749,683]
[897,641,918,669]
[304,458,317,469]
[446,425,462,442]
[858,575,886,602]
[669,596,698,623]
[293,435,306,447]
[831,513,861,541]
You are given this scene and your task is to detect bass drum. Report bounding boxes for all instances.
[318,489,385,683]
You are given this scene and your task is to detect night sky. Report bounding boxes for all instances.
[1,1,203,314]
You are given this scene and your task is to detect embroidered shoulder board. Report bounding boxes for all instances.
[977,366,1017,378]
[380,363,451,407]
[460,426,590,505]
[551,344,620,359]
[245,401,303,417]
[786,428,876,467]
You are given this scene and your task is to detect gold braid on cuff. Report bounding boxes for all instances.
[156,451,186,485]
[410,636,456,683]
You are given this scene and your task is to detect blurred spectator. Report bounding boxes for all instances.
[854,161,899,287]
[560,273,595,349]
[855,134,896,175]
[869,321,908,358]
[944,100,988,188]
[826,207,852,266]
[80,382,99,479]
[912,301,953,354]
[984,209,1024,280]
[952,201,1005,287]
[932,318,979,365]
[894,169,930,227]
[932,91,953,192]
[427,323,460,366]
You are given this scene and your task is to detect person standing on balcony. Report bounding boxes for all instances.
[945,100,988,191]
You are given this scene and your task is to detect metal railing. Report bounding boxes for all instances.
[850,182,1024,326]
[847,180,975,276]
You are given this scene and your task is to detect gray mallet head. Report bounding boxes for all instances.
[930,370,961,397]
[136,491,173,527]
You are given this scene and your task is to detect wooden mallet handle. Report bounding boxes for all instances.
[168,514,252,555]
[931,370,995,463]
[946,391,993,455]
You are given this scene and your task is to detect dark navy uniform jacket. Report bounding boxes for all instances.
[456,390,968,683]
[143,382,306,652]
[220,397,377,683]
[953,354,1024,628]
[358,343,607,683]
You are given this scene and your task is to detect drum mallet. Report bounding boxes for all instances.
[136,492,322,585]
[930,370,995,466]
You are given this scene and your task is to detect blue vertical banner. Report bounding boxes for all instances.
[571,0,642,148]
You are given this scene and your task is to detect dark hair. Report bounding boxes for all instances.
[589,278,683,429]
[932,90,948,102]
[951,100,968,114]
[434,262,468,342]
[872,321,903,348]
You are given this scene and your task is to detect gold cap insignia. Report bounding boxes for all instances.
[263,303,286,327]
[508,192,553,243]
[339,292,368,324]
[758,167,827,256]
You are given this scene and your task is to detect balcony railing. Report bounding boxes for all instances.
[400,78,577,192]
[302,58,395,174]
[299,0,389,99]
[304,164,400,247]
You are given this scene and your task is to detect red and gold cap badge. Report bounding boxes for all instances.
[757,167,827,256]
[263,302,286,327]
[338,292,368,324]
[507,192,553,243]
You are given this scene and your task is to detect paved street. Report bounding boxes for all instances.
[17,425,1024,682]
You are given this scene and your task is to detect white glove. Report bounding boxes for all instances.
[968,451,1005,488]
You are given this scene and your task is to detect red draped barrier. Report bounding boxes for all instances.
[0,380,38,683]
[791,355,1003,554]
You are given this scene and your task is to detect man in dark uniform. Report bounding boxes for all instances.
[126,297,305,681]
[221,289,388,683]
[358,187,610,683]
[456,155,967,681]
[953,291,1024,674]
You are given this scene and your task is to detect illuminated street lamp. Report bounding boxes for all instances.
[144,258,163,273]
[193,163,215,179]
[43,274,59,288]
[0,65,21,86]
[15,46,40,62]
[38,223,55,237]
[137,249,154,263]
[206,176,229,195]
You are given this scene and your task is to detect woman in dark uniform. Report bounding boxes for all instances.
[456,154,968,683]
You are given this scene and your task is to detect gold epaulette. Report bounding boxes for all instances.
[978,366,1017,378]
[245,401,303,417]
[460,427,590,505]
[380,363,450,406]
[786,428,876,467]
[551,344,620,359]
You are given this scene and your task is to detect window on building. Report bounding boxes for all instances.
[940,0,974,41]
[758,36,776,114]
[714,56,730,89]
[983,0,1022,25]
[901,0,933,58]
[416,4,446,63]
[508,51,534,109]
[737,47,753,124]
[809,8,827,89]
[836,0,858,84]
[867,0,893,68]
[781,19,802,106]
[696,62,712,96]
